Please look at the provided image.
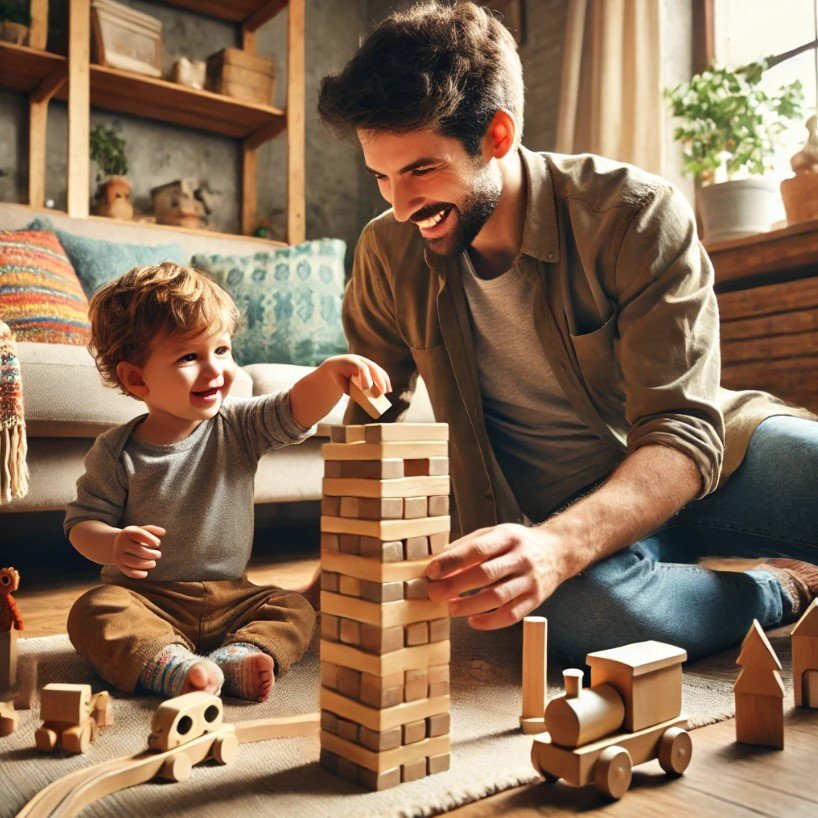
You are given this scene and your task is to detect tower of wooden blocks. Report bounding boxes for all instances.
[318,422,452,790]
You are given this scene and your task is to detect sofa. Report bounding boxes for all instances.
[0,202,434,520]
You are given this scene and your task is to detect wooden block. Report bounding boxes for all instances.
[521,616,548,726]
[0,700,19,737]
[322,515,450,541]
[320,592,448,628]
[405,457,449,477]
[405,577,430,600]
[405,621,430,646]
[322,661,339,691]
[338,576,362,597]
[322,687,450,731]
[429,531,449,555]
[322,441,448,461]
[359,724,402,752]
[321,614,340,642]
[336,717,359,744]
[341,459,405,479]
[402,757,428,782]
[359,580,404,603]
[359,537,404,563]
[321,640,450,678]
[320,533,340,551]
[428,495,450,517]
[360,624,404,655]
[323,475,450,499]
[321,711,339,734]
[428,752,451,775]
[339,534,360,555]
[429,618,450,643]
[427,712,450,737]
[341,497,404,520]
[403,496,428,519]
[321,496,342,516]
[404,668,429,702]
[337,667,362,700]
[319,748,338,772]
[357,765,401,791]
[429,663,450,698]
[339,618,362,646]
[330,425,366,443]
[336,755,359,783]
[363,423,449,442]
[735,692,784,749]
[360,671,405,709]
[349,380,392,419]
[405,536,430,560]
[321,551,433,583]
[321,572,339,592]
[324,460,343,478]
[320,730,450,774]
[0,630,17,691]
[402,718,427,745]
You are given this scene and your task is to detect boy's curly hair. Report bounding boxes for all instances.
[88,262,239,396]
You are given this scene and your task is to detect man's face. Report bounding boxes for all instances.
[359,128,502,257]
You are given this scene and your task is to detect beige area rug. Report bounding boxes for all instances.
[0,622,795,818]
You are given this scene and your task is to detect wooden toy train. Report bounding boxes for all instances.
[531,641,692,800]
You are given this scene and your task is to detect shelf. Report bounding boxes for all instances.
[0,42,65,94]
[53,64,286,140]
[159,0,288,29]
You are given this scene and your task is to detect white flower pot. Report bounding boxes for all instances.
[698,178,777,245]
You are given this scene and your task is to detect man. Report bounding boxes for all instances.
[317,1,818,663]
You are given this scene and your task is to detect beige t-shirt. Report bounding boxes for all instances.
[460,251,623,521]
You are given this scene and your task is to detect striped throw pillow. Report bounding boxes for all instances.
[0,229,91,345]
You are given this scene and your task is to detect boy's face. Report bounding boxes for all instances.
[359,127,502,258]
[125,327,236,424]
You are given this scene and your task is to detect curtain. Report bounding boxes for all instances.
[556,0,665,175]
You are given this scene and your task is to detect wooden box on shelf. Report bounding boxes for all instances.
[91,0,163,78]
[206,47,275,105]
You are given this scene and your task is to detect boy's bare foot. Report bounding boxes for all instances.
[209,643,276,701]
[182,660,225,695]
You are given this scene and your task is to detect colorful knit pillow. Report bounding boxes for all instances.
[0,230,92,345]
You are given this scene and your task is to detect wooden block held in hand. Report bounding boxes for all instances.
[349,380,392,419]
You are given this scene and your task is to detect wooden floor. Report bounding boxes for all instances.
[15,548,818,817]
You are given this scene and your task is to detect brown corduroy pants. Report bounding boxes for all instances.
[67,576,316,693]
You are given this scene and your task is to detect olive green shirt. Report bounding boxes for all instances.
[343,147,813,536]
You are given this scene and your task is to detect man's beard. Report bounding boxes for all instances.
[424,166,502,258]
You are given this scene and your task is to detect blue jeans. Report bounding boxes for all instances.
[539,416,818,665]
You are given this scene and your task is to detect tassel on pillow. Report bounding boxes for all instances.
[0,321,28,503]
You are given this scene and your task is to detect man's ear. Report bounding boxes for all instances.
[484,109,518,160]
[116,361,148,398]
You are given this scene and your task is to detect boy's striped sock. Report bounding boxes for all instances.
[209,642,275,700]
[138,643,223,698]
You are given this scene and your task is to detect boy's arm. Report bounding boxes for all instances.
[69,519,164,579]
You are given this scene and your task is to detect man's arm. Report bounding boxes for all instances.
[427,443,700,628]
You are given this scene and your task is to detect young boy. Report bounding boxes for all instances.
[65,262,391,702]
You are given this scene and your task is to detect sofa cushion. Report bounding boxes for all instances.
[28,217,187,296]
[18,342,253,437]
[192,238,348,367]
[0,229,91,345]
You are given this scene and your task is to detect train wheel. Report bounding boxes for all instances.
[594,746,632,800]
[62,723,91,754]
[212,733,239,765]
[35,727,58,752]
[658,727,692,775]
[160,753,193,783]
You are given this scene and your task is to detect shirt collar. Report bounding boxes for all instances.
[519,146,560,264]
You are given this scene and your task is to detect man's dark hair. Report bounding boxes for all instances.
[317,1,524,155]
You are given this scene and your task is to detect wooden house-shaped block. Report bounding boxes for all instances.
[793,599,818,709]
[586,641,687,732]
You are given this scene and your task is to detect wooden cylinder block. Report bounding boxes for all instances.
[544,682,625,748]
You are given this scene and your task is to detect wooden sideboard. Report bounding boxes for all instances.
[709,219,818,414]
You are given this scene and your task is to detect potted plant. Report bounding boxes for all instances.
[0,0,31,45]
[666,60,803,244]
[89,123,133,220]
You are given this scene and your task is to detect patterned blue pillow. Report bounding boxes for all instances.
[192,239,348,366]
[27,218,187,297]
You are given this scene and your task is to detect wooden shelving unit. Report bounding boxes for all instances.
[5,0,305,244]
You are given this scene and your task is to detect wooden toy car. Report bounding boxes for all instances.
[531,641,692,800]
[35,683,113,753]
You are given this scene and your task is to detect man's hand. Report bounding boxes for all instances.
[426,523,567,629]
[112,524,165,579]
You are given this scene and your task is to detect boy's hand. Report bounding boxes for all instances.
[112,524,165,579]
[318,354,392,398]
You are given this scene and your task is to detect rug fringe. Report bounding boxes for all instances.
[0,423,29,503]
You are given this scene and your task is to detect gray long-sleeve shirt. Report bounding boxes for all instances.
[64,392,312,582]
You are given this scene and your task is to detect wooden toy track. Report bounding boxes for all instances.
[17,713,320,818]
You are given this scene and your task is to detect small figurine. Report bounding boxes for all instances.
[92,175,134,221]
[169,57,206,90]
[35,683,113,754]
[150,178,209,230]
[782,115,818,225]
[0,567,22,692]
[790,115,818,176]
[0,699,18,736]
